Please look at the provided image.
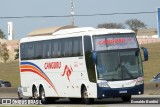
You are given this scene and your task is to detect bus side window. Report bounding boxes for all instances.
[43,40,51,59]
[52,39,61,58]
[84,36,92,52]
[62,38,72,57]
[84,36,96,83]
[20,43,25,60]
[73,37,83,56]
[26,42,34,60]
[34,41,42,59]
[80,38,83,56]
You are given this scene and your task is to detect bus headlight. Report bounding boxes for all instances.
[98,82,110,88]
[135,77,144,85]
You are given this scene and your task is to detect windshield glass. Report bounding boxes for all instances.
[96,50,143,81]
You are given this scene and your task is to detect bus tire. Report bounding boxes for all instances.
[40,87,47,104]
[32,86,38,99]
[82,86,94,104]
[40,87,55,104]
[18,92,22,99]
[121,95,131,102]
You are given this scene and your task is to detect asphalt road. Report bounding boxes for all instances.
[0,95,159,107]
[0,87,160,107]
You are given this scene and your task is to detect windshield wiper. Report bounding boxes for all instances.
[112,62,135,80]
[121,64,135,78]
[110,63,121,80]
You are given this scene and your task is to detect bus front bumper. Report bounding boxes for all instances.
[97,84,144,98]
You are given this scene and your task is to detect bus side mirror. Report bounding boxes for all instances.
[92,51,97,64]
[141,47,148,61]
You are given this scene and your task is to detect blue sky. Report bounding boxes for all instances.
[0,0,160,39]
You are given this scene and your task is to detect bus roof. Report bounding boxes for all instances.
[52,27,134,36]
[89,28,134,35]
[53,27,95,35]
[20,27,134,43]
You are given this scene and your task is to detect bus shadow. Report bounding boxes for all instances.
[47,98,125,105]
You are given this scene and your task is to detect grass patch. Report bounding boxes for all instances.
[0,42,160,88]
[0,61,20,87]
[141,43,160,82]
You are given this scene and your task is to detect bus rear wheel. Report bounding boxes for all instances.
[32,86,38,99]
[18,92,22,99]
[40,87,47,104]
[82,86,94,104]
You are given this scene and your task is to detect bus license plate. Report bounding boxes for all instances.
[119,90,127,94]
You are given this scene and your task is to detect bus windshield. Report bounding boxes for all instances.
[96,50,143,81]
[93,33,142,81]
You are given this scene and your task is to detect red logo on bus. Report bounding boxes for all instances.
[98,38,126,45]
[61,65,73,81]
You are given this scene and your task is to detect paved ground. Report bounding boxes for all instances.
[0,85,160,107]
[0,96,159,107]
[1,83,160,98]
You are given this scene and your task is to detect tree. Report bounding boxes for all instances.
[2,52,9,63]
[125,19,147,35]
[0,42,9,63]
[15,49,19,60]
[97,23,125,29]
[0,29,5,39]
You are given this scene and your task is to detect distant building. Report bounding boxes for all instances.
[136,28,160,44]
[137,28,158,38]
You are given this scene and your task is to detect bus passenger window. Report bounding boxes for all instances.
[20,44,25,60]
[73,37,82,56]
[80,41,83,56]
[42,40,51,59]
[27,43,34,60]
[62,38,72,57]
[52,39,61,58]
[34,42,42,59]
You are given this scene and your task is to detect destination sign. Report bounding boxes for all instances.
[93,34,138,51]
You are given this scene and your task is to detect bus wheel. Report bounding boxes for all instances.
[40,87,55,104]
[121,95,131,102]
[32,87,38,99]
[82,86,94,104]
[40,87,47,104]
[18,92,22,99]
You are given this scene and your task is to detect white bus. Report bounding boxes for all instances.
[19,26,148,104]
